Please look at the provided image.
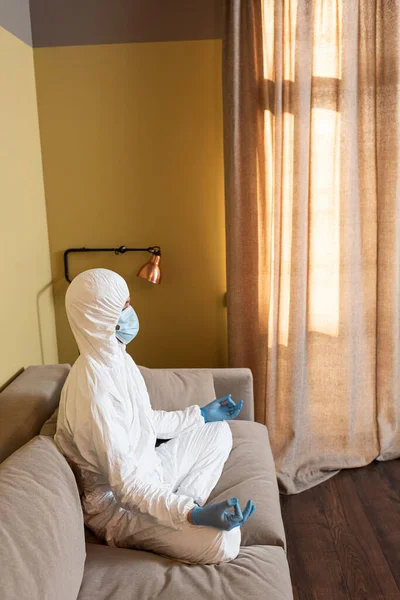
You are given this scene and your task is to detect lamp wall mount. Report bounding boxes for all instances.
[64,245,162,283]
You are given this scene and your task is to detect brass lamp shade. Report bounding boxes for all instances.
[137,254,161,284]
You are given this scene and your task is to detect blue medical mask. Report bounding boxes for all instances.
[115,305,139,345]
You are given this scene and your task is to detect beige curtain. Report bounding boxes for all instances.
[223,0,400,493]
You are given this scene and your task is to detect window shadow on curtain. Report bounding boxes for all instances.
[223,0,400,493]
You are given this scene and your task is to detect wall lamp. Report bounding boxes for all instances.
[64,245,162,284]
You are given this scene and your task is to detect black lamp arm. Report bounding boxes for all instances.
[64,245,161,283]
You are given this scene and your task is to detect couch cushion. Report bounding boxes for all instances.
[0,364,70,463]
[0,436,86,600]
[138,366,216,411]
[209,421,286,549]
[78,543,292,600]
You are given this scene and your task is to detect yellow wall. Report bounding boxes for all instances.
[0,27,58,385]
[34,40,227,368]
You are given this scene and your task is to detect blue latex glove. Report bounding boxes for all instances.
[200,395,243,423]
[191,498,256,531]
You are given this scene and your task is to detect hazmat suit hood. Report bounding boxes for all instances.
[66,268,130,364]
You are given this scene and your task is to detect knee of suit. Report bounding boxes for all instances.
[216,527,241,563]
[211,420,233,455]
[190,526,241,565]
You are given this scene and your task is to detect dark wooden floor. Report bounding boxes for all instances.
[280,459,400,600]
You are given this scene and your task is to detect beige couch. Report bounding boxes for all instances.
[0,364,292,600]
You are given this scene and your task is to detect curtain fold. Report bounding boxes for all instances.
[223,0,400,493]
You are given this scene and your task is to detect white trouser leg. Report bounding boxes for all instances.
[130,516,241,564]
[113,421,241,564]
[156,420,233,505]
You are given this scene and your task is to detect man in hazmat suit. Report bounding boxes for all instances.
[55,268,255,564]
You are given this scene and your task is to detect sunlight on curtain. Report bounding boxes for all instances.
[308,108,341,336]
[313,0,342,78]
[265,111,295,347]
[263,0,297,347]
[309,0,341,336]
[278,111,294,345]
[262,0,298,82]
[263,0,342,344]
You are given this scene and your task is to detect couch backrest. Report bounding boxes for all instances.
[0,364,70,463]
[140,367,254,421]
[0,363,254,464]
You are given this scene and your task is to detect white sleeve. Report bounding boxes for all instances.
[152,405,205,439]
[91,402,196,530]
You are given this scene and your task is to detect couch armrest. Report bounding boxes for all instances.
[0,364,71,463]
[209,368,254,421]
[150,368,254,421]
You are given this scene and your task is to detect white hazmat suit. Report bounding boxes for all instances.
[55,269,240,564]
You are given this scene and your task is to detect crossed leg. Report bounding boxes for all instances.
[127,421,241,564]
[157,420,233,505]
